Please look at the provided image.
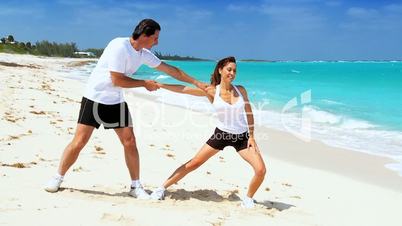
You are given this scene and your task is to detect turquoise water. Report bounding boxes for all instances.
[131,61,402,175]
[135,61,402,131]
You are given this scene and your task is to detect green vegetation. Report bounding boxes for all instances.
[240,59,271,62]
[1,35,207,60]
[0,35,99,58]
[0,41,88,58]
[34,41,78,57]
[0,43,29,54]
[154,51,209,61]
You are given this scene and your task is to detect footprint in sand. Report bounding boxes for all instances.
[3,111,23,123]
[101,213,136,224]
[38,157,48,162]
[166,152,175,159]
[72,166,89,172]
[1,163,26,168]
[8,135,20,140]
[4,118,17,123]
[6,130,32,141]
[289,195,301,199]
[207,218,226,226]
[2,161,37,168]
[94,145,106,155]
[219,156,225,163]
[281,183,292,187]
[29,110,46,115]
[67,127,74,134]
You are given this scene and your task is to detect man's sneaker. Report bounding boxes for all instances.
[150,187,165,200]
[44,176,63,193]
[129,186,150,200]
[241,196,255,209]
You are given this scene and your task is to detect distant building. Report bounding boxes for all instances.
[74,51,95,57]
[1,37,15,44]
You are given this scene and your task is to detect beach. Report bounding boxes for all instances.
[1,53,402,226]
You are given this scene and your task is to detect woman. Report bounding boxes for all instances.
[151,57,266,208]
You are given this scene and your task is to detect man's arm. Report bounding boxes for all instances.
[110,71,159,91]
[155,62,208,90]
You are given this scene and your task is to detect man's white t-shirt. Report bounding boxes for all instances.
[84,37,161,104]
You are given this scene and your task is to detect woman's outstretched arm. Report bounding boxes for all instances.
[159,84,215,103]
[159,84,206,96]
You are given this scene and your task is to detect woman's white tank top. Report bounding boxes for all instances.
[212,85,249,134]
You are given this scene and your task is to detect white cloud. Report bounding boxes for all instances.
[346,7,379,19]
[70,5,145,28]
[227,4,258,12]
[262,0,322,3]
[57,0,164,10]
[56,0,93,6]
[341,5,402,32]
[227,1,327,32]
[260,5,326,31]
[0,7,42,16]
[325,1,342,7]
[384,4,402,13]
[174,7,213,21]
[64,1,166,27]
[118,2,165,10]
[0,7,36,16]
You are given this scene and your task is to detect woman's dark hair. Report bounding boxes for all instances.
[210,56,236,86]
[132,19,161,40]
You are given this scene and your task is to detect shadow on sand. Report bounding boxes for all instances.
[257,200,294,211]
[58,187,128,198]
[165,188,240,202]
[166,189,294,211]
[58,187,294,211]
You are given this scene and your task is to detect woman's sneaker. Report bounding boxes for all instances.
[129,186,151,200]
[241,196,256,209]
[150,187,165,200]
[44,175,63,192]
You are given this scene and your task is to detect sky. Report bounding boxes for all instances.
[1,0,402,60]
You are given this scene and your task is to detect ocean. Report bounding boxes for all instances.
[72,60,402,176]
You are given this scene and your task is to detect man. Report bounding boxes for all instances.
[44,19,207,199]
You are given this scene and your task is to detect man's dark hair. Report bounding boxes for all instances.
[132,19,161,40]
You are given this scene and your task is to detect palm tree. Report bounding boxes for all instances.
[7,35,15,43]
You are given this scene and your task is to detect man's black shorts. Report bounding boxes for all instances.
[77,97,132,129]
[206,127,249,152]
